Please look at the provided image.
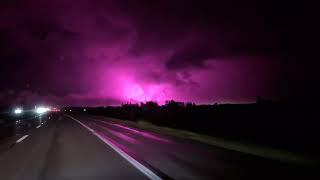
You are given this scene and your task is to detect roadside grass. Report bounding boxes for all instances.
[91,115,317,166]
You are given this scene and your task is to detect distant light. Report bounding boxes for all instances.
[70,110,72,112]
[36,107,50,114]
[51,107,60,112]
[84,109,86,112]
[14,108,23,114]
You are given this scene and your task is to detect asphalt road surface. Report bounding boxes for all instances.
[0,113,317,180]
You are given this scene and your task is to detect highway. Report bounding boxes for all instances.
[0,113,316,180]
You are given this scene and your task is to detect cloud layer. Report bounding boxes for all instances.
[0,0,313,106]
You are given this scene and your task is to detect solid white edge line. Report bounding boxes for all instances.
[65,115,162,180]
[16,135,29,143]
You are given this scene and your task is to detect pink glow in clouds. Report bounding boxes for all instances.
[100,67,170,104]
[123,84,168,103]
[0,0,306,106]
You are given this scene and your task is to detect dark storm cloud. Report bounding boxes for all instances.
[62,30,80,40]
[124,0,289,64]
[125,0,269,53]
[166,46,216,70]
[0,0,315,105]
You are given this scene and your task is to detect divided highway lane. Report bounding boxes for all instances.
[0,115,148,180]
[1,113,317,180]
[70,113,318,180]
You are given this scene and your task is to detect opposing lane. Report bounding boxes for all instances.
[0,115,148,180]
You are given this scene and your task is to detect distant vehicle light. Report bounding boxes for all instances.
[70,110,72,112]
[14,108,23,114]
[84,109,86,111]
[51,107,60,112]
[36,107,50,114]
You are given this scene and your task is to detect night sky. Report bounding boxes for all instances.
[0,0,316,106]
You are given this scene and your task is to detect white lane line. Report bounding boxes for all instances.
[16,135,29,143]
[36,125,41,128]
[65,115,162,180]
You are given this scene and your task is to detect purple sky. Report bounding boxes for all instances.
[0,0,316,106]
